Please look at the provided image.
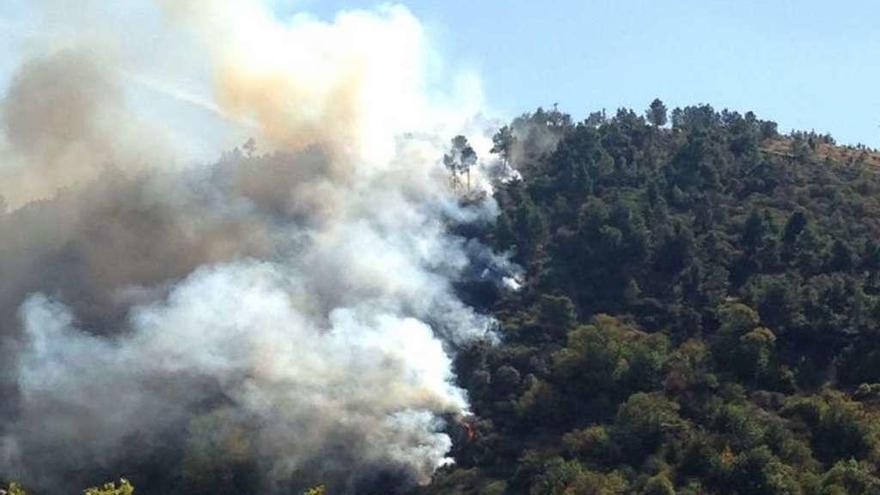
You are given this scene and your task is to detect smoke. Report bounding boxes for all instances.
[158,0,453,163]
[0,1,514,493]
[0,48,173,208]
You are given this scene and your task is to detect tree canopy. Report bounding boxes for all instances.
[425,100,880,495]
[7,99,880,495]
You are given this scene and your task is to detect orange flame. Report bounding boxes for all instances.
[461,417,477,442]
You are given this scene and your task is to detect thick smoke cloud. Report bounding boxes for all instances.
[158,0,452,163]
[0,49,167,208]
[0,1,512,493]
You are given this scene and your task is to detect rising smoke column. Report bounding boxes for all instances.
[0,1,511,493]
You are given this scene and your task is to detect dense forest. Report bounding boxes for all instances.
[425,101,880,495]
[6,100,880,495]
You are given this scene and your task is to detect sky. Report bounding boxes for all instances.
[302,0,880,148]
[1,0,878,149]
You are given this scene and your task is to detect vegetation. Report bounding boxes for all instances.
[7,101,880,494]
[1,480,134,495]
[446,135,478,191]
[427,102,880,494]
[83,480,135,495]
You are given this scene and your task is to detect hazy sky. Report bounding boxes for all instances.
[2,1,878,148]
[303,0,880,147]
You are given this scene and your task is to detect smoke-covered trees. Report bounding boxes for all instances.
[444,135,477,191]
[84,480,135,495]
[491,126,514,164]
[1,480,134,495]
[0,483,27,495]
[3,470,330,494]
[6,94,880,494]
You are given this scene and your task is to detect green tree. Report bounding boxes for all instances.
[563,425,614,461]
[782,393,879,464]
[536,294,577,335]
[491,125,515,163]
[829,240,855,271]
[737,326,778,385]
[643,474,676,495]
[614,392,686,463]
[820,460,880,495]
[728,447,802,495]
[782,210,808,245]
[554,316,670,403]
[646,98,668,127]
[83,480,134,495]
[1,483,28,495]
[530,458,628,495]
[743,209,769,254]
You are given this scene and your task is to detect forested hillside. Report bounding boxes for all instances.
[5,101,880,495]
[427,102,880,495]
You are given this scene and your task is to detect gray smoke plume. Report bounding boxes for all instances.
[0,1,516,493]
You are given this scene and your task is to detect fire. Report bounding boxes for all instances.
[461,416,477,442]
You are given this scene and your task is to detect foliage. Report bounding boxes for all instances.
[83,480,134,495]
[0,483,28,495]
[13,99,880,495]
[425,100,880,495]
[1,480,135,495]
[445,135,478,191]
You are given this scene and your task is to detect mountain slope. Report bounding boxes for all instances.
[426,103,880,495]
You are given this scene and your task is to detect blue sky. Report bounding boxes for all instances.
[301,0,880,147]
[2,1,878,148]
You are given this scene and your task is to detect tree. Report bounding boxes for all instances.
[83,480,135,495]
[821,460,880,495]
[728,447,801,495]
[742,210,769,254]
[444,135,478,191]
[614,393,685,463]
[655,221,695,274]
[433,101,880,495]
[491,125,515,163]
[242,137,257,158]
[0,483,28,495]
[529,458,628,495]
[585,110,607,127]
[536,294,577,336]
[554,316,670,402]
[2,481,136,495]
[829,240,854,271]
[647,98,668,127]
[782,393,879,464]
[643,474,676,495]
[737,326,777,385]
[759,120,779,140]
[782,210,808,245]
[563,425,614,461]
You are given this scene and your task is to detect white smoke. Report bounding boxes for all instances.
[0,1,513,492]
[16,262,463,484]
